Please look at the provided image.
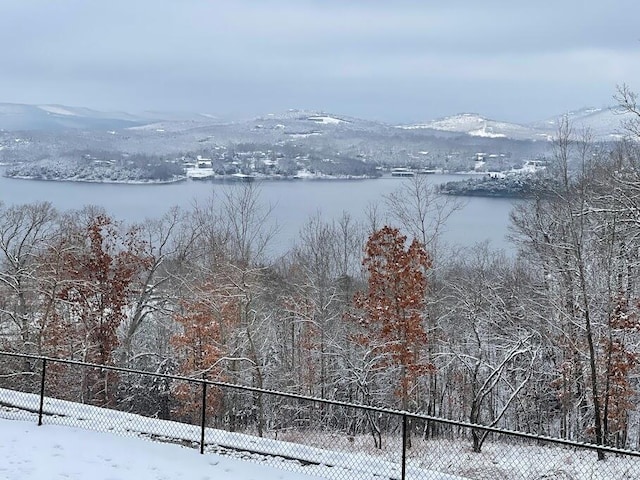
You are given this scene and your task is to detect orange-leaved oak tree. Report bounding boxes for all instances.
[350,226,434,412]
[171,283,239,423]
[601,293,640,447]
[53,212,152,405]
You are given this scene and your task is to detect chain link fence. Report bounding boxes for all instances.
[1,351,639,479]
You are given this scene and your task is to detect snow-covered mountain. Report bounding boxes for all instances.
[0,103,226,131]
[534,106,633,141]
[397,113,542,141]
[400,107,637,142]
[0,103,150,131]
[0,102,635,143]
[250,109,387,130]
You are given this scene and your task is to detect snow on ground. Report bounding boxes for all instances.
[2,387,639,479]
[468,128,506,138]
[288,132,322,138]
[0,388,461,480]
[307,115,345,125]
[396,114,535,140]
[0,418,325,480]
[37,105,79,116]
[185,166,215,179]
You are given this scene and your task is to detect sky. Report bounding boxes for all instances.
[2,0,640,123]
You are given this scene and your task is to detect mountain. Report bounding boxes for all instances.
[397,113,544,141]
[400,107,638,142]
[0,102,635,145]
[0,103,227,131]
[0,103,154,131]
[533,106,631,140]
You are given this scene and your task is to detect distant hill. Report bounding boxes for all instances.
[0,103,151,131]
[533,106,631,141]
[396,113,543,141]
[400,107,637,142]
[0,102,635,142]
[0,103,228,131]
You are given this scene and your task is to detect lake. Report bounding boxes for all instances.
[0,172,519,256]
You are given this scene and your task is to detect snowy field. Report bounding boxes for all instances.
[1,387,639,479]
[0,388,460,480]
[0,419,326,480]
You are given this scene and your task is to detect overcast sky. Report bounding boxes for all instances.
[2,0,640,123]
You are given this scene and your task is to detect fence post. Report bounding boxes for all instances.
[200,375,207,454]
[38,358,47,426]
[401,413,407,480]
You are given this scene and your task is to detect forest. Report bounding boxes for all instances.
[2,100,640,455]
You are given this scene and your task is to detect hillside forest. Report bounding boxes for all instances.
[2,107,640,454]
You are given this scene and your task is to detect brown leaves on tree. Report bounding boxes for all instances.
[171,281,239,422]
[350,226,434,409]
[46,213,152,405]
[600,293,640,445]
[55,214,152,364]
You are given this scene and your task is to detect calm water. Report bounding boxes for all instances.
[0,172,519,255]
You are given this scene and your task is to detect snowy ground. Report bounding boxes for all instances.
[1,387,639,479]
[0,419,326,480]
[0,388,460,480]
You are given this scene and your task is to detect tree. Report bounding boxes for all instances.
[181,184,278,435]
[282,212,363,398]
[119,207,202,366]
[614,83,640,139]
[384,174,463,257]
[171,286,237,424]
[441,245,538,452]
[350,226,433,412]
[384,174,463,435]
[600,293,639,448]
[219,182,277,266]
[52,210,152,405]
[0,202,58,355]
[509,118,633,457]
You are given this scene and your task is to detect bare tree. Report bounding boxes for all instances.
[440,245,538,452]
[614,83,640,139]
[510,118,617,457]
[119,207,202,366]
[0,202,58,354]
[198,182,279,436]
[220,182,278,266]
[384,174,464,258]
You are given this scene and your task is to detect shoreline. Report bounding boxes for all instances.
[1,165,485,186]
[2,173,382,185]
[3,174,188,185]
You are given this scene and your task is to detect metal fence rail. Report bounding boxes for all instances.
[1,351,639,479]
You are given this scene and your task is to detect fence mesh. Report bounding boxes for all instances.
[1,352,639,480]
[0,354,42,423]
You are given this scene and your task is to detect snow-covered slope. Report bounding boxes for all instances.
[210,109,389,140]
[253,110,377,129]
[0,388,460,480]
[398,108,640,142]
[307,114,348,125]
[0,101,635,141]
[1,388,635,480]
[0,103,149,131]
[535,106,636,140]
[398,113,543,141]
[0,104,223,131]
[0,419,324,480]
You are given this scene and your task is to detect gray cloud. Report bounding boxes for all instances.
[1,0,639,122]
